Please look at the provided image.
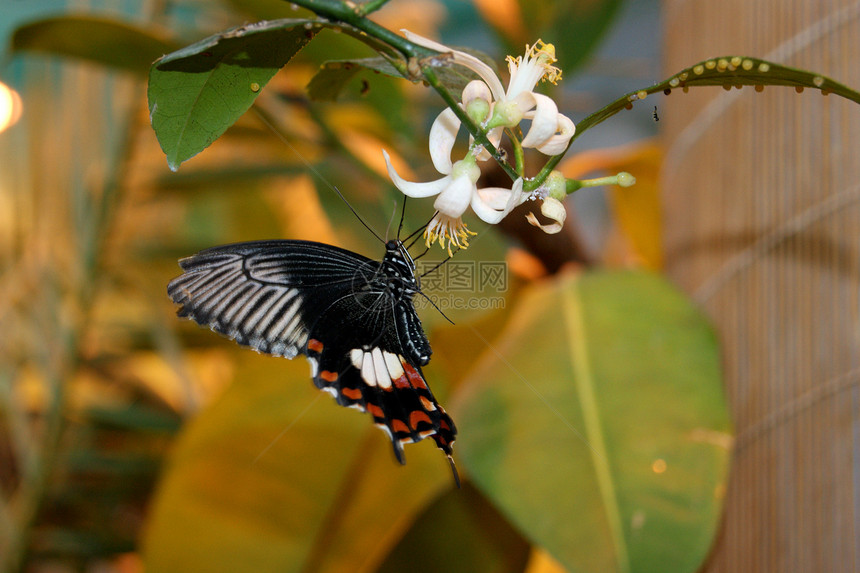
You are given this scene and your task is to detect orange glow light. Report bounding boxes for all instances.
[0,82,23,133]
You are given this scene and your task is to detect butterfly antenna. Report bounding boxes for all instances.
[404,210,435,249]
[448,455,461,489]
[397,196,408,240]
[405,229,428,251]
[418,291,455,325]
[332,185,386,244]
[412,245,431,261]
[250,106,385,245]
[420,249,459,278]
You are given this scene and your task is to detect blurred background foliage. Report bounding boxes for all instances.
[0,0,733,572]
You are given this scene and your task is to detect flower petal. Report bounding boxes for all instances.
[526,196,566,234]
[474,187,511,209]
[506,56,545,100]
[401,29,506,100]
[462,80,492,106]
[429,108,459,175]
[471,178,524,224]
[383,150,451,198]
[433,174,474,217]
[520,93,559,149]
[535,113,575,155]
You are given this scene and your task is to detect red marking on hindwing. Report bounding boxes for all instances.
[393,375,411,389]
[419,396,435,411]
[368,404,384,419]
[392,419,410,434]
[307,339,324,353]
[341,387,362,400]
[319,370,338,383]
[409,410,433,428]
[402,362,428,390]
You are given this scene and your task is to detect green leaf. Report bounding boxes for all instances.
[10,15,181,73]
[474,0,624,75]
[307,57,401,101]
[142,353,453,572]
[377,483,531,573]
[85,404,181,433]
[308,47,498,102]
[526,0,625,74]
[148,19,321,171]
[575,56,860,141]
[452,270,731,573]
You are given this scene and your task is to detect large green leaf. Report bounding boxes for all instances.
[11,15,181,73]
[452,270,731,573]
[148,19,321,171]
[377,483,531,573]
[575,56,860,141]
[307,46,499,102]
[307,57,401,101]
[142,352,454,572]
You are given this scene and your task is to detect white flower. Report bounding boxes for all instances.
[380,32,579,250]
[526,196,566,234]
[383,146,525,255]
[403,31,575,155]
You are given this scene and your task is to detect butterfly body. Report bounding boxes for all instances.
[168,239,457,472]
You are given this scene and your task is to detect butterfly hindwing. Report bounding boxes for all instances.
[168,239,457,471]
[305,324,456,464]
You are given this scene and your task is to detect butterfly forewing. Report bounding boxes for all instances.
[168,239,457,470]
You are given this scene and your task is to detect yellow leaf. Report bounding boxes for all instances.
[473,0,528,46]
[263,174,339,245]
[338,127,415,181]
[559,142,664,270]
[525,547,569,573]
[371,0,448,40]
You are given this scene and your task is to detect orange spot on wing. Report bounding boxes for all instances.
[319,370,338,382]
[409,410,432,428]
[392,419,410,434]
[402,363,428,390]
[393,375,411,389]
[419,396,436,411]
[307,339,324,353]
[341,387,362,400]
[368,404,384,419]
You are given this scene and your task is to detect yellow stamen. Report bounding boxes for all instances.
[424,215,477,257]
[505,39,562,85]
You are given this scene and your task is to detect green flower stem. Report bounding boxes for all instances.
[527,151,566,192]
[420,67,519,181]
[288,0,419,57]
[287,0,521,183]
[565,172,635,195]
[508,128,525,174]
[566,179,584,194]
[355,0,392,16]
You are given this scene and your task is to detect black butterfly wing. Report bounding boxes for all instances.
[167,240,368,358]
[304,296,457,465]
[168,240,457,467]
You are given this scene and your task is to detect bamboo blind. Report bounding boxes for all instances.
[662,0,860,571]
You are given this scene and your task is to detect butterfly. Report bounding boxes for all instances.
[167,235,460,485]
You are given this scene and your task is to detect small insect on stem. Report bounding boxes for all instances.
[653,106,660,122]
